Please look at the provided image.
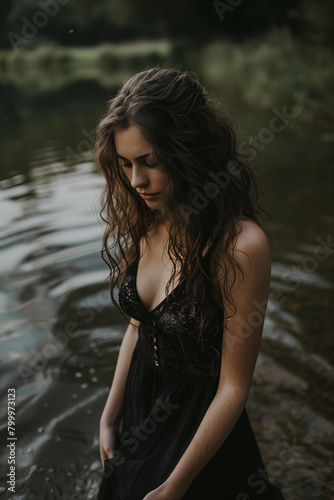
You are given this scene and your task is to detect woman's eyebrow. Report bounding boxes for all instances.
[116,152,152,161]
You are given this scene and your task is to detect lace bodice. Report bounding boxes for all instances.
[118,258,224,378]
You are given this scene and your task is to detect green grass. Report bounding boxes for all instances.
[0,32,333,124]
[193,29,334,126]
[0,40,177,94]
[0,39,173,68]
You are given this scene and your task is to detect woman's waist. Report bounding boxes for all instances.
[137,324,221,379]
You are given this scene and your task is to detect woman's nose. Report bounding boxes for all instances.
[130,165,148,190]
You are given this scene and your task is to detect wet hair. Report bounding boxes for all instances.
[94,67,269,343]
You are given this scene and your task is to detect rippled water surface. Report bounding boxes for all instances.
[0,80,333,499]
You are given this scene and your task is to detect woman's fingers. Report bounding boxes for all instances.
[100,444,114,466]
[104,446,114,460]
[99,423,116,466]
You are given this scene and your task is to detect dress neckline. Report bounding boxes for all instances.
[132,258,185,315]
[131,249,213,315]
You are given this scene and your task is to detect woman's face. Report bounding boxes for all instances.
[114,125,169,209]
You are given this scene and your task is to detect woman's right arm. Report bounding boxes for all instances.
[99,317,139,463]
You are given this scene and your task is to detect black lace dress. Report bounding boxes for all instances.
[97,257,285,500]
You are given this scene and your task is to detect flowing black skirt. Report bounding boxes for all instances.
[97,337,285,500]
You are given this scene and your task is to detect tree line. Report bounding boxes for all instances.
[1,0,333,50]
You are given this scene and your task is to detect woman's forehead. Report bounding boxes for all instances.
[114,125,152,157]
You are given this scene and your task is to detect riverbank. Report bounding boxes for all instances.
[0,40,177,95]
[193,30,334,128]
[0,31,333,125]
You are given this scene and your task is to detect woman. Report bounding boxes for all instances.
[95,67,285,500]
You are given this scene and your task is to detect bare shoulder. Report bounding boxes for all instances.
[228,219,271,296]
[212,218,270,262]
[233,219,271,260]
[211,218,271,286]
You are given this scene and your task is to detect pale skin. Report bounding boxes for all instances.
[99,125,272,499]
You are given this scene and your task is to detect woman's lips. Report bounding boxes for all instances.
[139,193,160,200]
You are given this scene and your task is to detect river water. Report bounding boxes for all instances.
[0,79,333,499]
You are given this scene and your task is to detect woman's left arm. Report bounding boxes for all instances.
[143,222,271,500]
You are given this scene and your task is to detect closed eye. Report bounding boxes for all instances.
[145,160,159,168]
[120,160,159,169]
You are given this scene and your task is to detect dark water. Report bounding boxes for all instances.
[0,78,333,499]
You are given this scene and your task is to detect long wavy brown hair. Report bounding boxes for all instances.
[94,67,269,343]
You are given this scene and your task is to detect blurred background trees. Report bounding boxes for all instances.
[1,0,333,50]
[0,3,333,500]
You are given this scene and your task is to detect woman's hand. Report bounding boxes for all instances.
[99,417,117,466]
[142,481,186,500]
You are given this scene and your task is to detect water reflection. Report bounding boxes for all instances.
[0,80,333,499]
